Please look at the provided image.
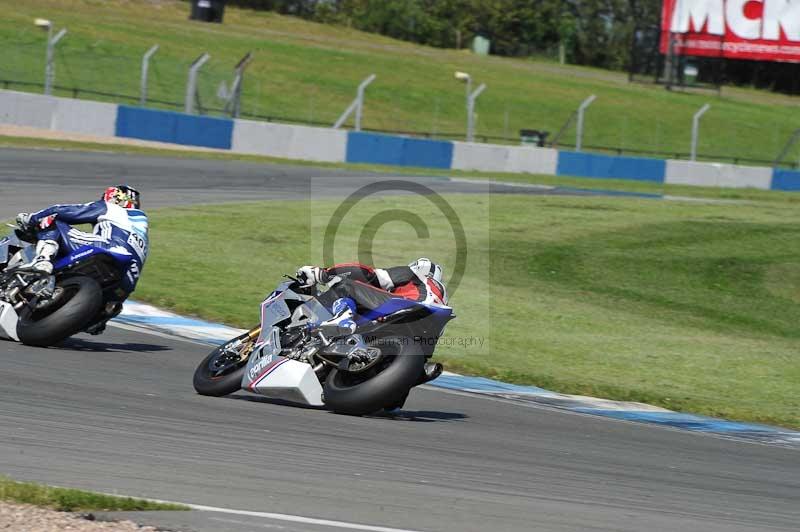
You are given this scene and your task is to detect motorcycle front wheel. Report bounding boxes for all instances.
[193,328,258,397]
[323,335,425,415]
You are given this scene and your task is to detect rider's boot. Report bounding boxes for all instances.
[22,240,58,274]
[314,297,357,337]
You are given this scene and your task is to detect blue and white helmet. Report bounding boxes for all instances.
[409,258,443,283]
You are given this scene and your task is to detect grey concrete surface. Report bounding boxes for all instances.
[0,327,798,532]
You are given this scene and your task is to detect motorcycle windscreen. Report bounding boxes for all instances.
[255,296,291,344]
[243,326,324,406]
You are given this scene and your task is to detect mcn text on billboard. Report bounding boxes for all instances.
[660,0,800,61]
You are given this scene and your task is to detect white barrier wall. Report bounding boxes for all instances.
[0,90,117,137]
[232,119,347,163]
[51,97,117,137]
[665,160,773,190]
[505,145,559,174]
[0,90,57,129]
[451,141,558,175]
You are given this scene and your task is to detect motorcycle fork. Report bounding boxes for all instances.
[236,325,262,361]
[247,326,262,341]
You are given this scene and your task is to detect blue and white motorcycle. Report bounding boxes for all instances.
[193,276,455,415]
[0,221,134,346]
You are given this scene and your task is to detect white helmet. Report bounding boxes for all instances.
[409,258,443,283]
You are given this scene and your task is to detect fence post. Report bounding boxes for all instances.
[466,83,487,143]
[140,45,159,106]
[185,52,210,114]
[44,27,67,96]
[333,74,376,130]
[575,94,597,152]
[690,103,710,161]
[226,52,253,118]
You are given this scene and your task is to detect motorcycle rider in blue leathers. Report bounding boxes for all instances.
[15,185,148,335]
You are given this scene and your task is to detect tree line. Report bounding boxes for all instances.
[222,0,800,94]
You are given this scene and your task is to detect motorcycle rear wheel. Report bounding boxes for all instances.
[17,275,102,347]
[323,335,425,415]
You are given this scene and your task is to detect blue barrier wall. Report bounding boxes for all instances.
[557,152,665,182]
[771,169,800,191]
[346,132,453,169]
[116,106,233,149]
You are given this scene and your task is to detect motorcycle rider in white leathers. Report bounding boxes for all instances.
[296,258,447,385]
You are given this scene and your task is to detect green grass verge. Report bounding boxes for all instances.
[0,476,187,512]
[134,194,800,429]
[2,133,799,204]
[2,0,800,164]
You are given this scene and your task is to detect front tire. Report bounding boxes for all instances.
[17,276,102,347]
[323,336,425,415]
[193,331,255,397]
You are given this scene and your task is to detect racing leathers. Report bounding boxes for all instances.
[310,262,446,395]
[26,200,149,331]
[315,263,447,313]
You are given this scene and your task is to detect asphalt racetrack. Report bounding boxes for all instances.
[0,147,607,220]
[2,327,798,532]
[1,148,799,532]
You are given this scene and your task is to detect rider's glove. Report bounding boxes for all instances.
[16,213,32,229]
[296,266,330,288]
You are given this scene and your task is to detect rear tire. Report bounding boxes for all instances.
[323,336,425,416]
[193,332,253,397]
[17,276,102,347]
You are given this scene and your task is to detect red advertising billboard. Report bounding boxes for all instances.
[660,0,800,62]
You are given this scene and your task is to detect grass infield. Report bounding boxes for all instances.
[132,194,800,429]
[0,476,187,512]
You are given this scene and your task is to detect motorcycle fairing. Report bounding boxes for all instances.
[357,298,452,322]
[255,281,332,345]
[50,221,134,272]
[242,325,324,405]
[52,245,133,272]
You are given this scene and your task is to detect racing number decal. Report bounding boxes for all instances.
[127,232,148,260]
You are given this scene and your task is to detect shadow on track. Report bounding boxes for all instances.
[56,337,173,353]
[227,393,467,422]
[367,410,469,422]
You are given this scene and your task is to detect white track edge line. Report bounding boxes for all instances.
[97,491,424,532]
[182,503,424,532]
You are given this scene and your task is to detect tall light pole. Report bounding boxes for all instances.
[35,18,67,96]
[455,71,486,143]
